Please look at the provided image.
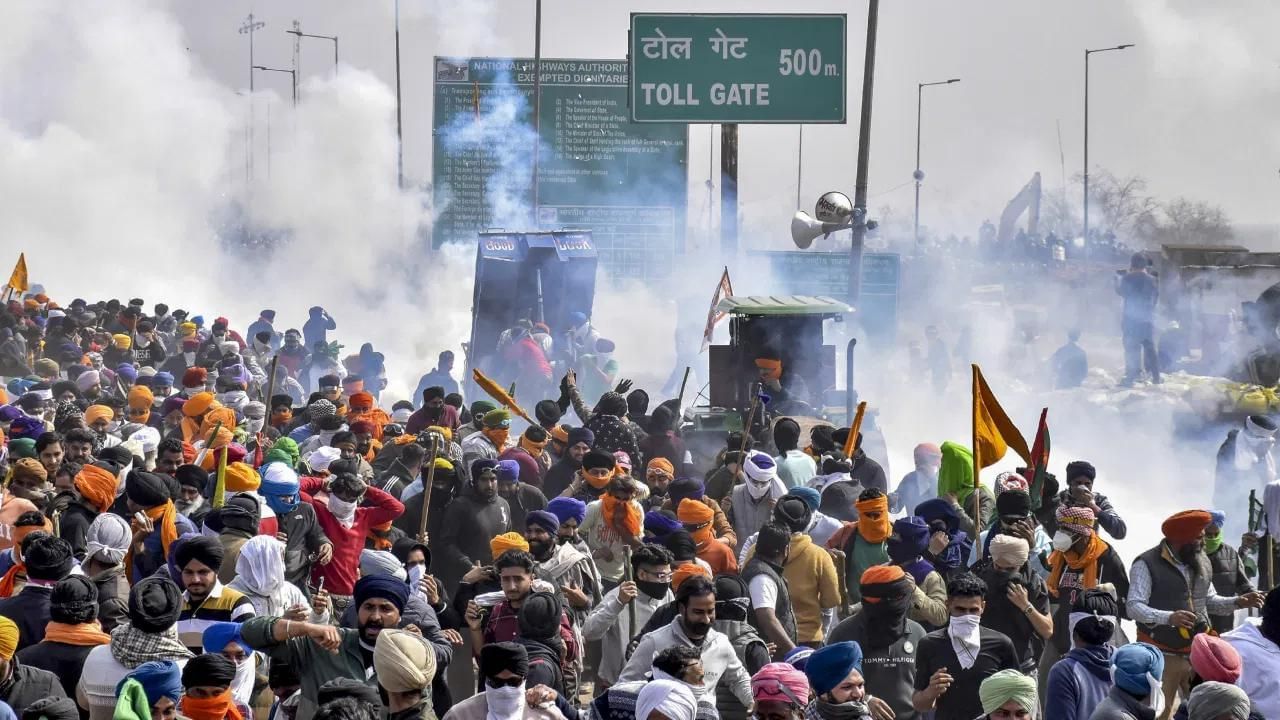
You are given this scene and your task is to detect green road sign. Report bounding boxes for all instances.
[629,13,847,123]
[432,57,687,280]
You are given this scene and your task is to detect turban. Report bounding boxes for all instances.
[183,392,215,417]
[260,463,300,515]
[471,458,498,479]
[306,446,342,472]
[154,371,175,387]
[360,548,407,581]
[23,697,80,720]
[978,669,1038,716]
[860,565,913,606]
[805,641,863,695]
[9,416,44,442]
[566,427,594,448]
[129,576,183,633]
[526,510,560,535]
[788,486,821,512]
[470,400,497,421]
[773,496,812,533]
[490,532,529,559]
[120,660,183,706]
[11,457,47,484]
[996,489,1031,518]
[990,534,1031,567]
[424,425,452,443]
[495,459,520,483]
[117,365,138,385]
[517,591,562,642]
[547,497,587,525]
[272,437,301,466]
[551,425,569,444]
[663,531,698,563]
[595,392,628,418]
[744,451,778,481]
[1162,510,1212,545]
[1112,642,1165,695]
[582,447,616,472]
[127,470,171,508]
[672,563,711,590]
[354,574,409,613]
[645,511,683,538]
[754,358,783,381]
[202,621,250,658]
[752,662,810,706]
[175,535,225,572]
[784,646,815,671]
[677,498,714,524]
[7,438,36,459]
[480,641,529,680]
[0,617,16,661]
[994,472,1028,494]
[349,420,376,436]
[84,405,114,425]
[25,534,74,581]
[224,462,261,492]
[1186,682,1249,720]
[308,399,337,419]
[182,653,236,689]
[669,478,705,506]
[349,392,374,411]
[128,386,154,410]
[318,678,382,707]
[647,458,674,478]
[1055,505,1096,537]
[75,371,101,392]
[1209,510,1226,529]
[219,495,260,535]
[374,629,436,694]
[85,513,132,566]
[50,575,99,624]
[859,565,905,589]
[112,334,132,350]
[637,680,697,720]
[1189,633,1242,683]
[483,407,512,429]
[913,443,942,463]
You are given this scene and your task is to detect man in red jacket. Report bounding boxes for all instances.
[299,472,404,612]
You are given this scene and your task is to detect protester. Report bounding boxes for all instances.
[1043,588,1118,720]
[885,515,949,629]
[174,536,257,653]
[976,670,1037,720]
[741,522,797,657]
[113,661,184,720]
[891,443,941,515]
[0,532,74,650]
[1203,510,1254,633]
[975,532,1052,673]
[750,663,809,720]
[1223,586,1280,720]
[828,488,891,604]
[1092,642,1164,720]
[300,471,404,610]
[441,642,567,720]
[80,514,132,632]
[374,629,438,720]
[582,544,673,688]
[16,575,110,700]
[803,642,873,720]
[0,615,64,714]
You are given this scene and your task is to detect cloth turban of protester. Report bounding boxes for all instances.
[669,478,705,506]
[887,516,932,563]
[129,386,154,410]
[1186,682,1250,720]
[638,680,697,720]
[805,641,864,695]
[784,646,814,671]
[182,368,207,390]
[1209,511,1227,529]
[128,575,184,633]
[752,662,811,707]
[184,392,215,418]
[647,458,674,478]
[117,365,138,385]
[677,498,714,525]
[1189,633,1242,683]
[480,641,528,681]
[201,622,250,657]
[1066,460,1096,482]
[860,565,912,604]
[120,661,183,706]
[978,670,1038,716]
[360,549,407,582]
[306,447,342,473]
[535,400,562,428]
[517,592,562,642]
[110,334,131,350]
[663,531,698,563]
[470,401,497,422]
[772,496,811,533]
[318,678,382,707]
[11,458,46,484]
[547,497,587,525]
[182,653,235,690]
[495,459,520,484]
[672,563,711,590]
[176,535,225,572]
[744,452,779,482]
[1162,510,1212,545]
[483,407,511,429]
[7,438,36,459]
[788,486,822,512]
[220,495,260,535]
[24,697,80,720]
[1055,505,1096,538]
[33,359,59,378]
[645,511,682,538]
[354,574,409,613]
[566,427,594,448]
[8,417,43,442]
[84,405,113,425]
[0,617,16,661]
[309,399,337,419]
[85,513,132,566]
[224,462,261,492]
[582,447,617,475]
[996,489,1031,518]
[990,534,1031,567]
[50,575,98,624]
[26,534,75,581]
[374,629,436,693]
[347,392,374,412]
[526,510,560,535]
[76,371,101,392]
[127,471,172,508]
[1112,642,1165,695]
[490,532,529,559]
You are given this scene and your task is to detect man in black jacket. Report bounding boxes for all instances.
[1042,460,1128,540]
[0,615,66,713]
[542,427,593,500]
[17,576,104,699]
[435,459,512,594]
[0,531,75,652]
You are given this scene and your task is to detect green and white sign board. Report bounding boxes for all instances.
[629,13,847,123]
[432,57,688,280]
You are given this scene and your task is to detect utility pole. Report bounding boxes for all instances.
[288,21,340,73]
[239,13,265,182]
[848,0,879,305]
[394,0,403,189]
[913,78,960,246]
[1083,43,1133,260]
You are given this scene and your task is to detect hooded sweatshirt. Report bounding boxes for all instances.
[1045,644,1114,720]
[436,486,512,588]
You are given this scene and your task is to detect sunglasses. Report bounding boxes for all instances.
[486,676,524,688]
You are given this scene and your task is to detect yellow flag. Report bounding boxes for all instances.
[6,254,27,293]
[972,364,1031,477]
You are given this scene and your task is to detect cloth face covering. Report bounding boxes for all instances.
[948,614,983,670]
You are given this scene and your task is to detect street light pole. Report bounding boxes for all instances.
[532,0,543,222]
[913,78,960,246]
[848,0,879,304]
[1083,43,1133,258]
[238,14,265,182]
[253,66,298,108]
[394,0,403,189]
[287,25,340,71]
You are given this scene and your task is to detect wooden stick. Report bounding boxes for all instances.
[417,435,442,542]
[263,355,280,405]
[622,544,637,640]
[676,366,691,413]
[841,401,868,457]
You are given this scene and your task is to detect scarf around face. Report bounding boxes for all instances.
[1047,534,1109,598]
[601,495,642,539]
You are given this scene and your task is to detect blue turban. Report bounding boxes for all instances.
[787,487,821,512]
[1112,642,1164,696]
[547,497,587,525]
[914,498,961,534]
[118,660,183,705]
[669,478,706,506]
[526,510,560,534]
[154,371,175,387]
[259,462,301,515]
[116,364,138,384]
[644,511,683,538]
[888,516,932,561]
[8,415,45,441]
[202,621,250,656]
[784,645,815,671]
[566,427,595,448]
[6,379,33,397]
[0,406,22,424]
[805,641,864,695]
[1209,510,1226,529]
[354,574,409,613]
[496,459,521,483]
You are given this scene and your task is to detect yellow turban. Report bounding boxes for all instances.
[373,629,437,693]
[128,386,154,410]
[112,334,132,350]
[0,616,18,660]
[490,532,529,560]
[224,462,261,492]
[84,405,115,425]
[426,426,453,443]
[179,322,197,337]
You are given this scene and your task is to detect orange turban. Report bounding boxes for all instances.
[201,407,237,438]
[84,405,114,425]
[224,463,261,492]
[128,386,154,410]
[1162,510,1212,545]
[672,563,711,590]
[677,498,714,524]
[350,392,375,411]
[490,532,529,560]
[755,358,782,381]
[551,425,569,444]
[860,564,908,605]
[75,465,118,514]
[855,494,891,544]
[860,564,905,586]
[184,392,216,418]
[647,458,675,478]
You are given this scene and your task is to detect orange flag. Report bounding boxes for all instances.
[6,254,27,294]
[971,364,1031,479]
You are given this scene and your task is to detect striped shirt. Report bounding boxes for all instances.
[177,580,256,652]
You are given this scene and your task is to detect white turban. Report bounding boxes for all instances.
[373,629,436,693]
[989,533,1030,567]
[636,680,698,720]
[1187,681,1249,720]
[76,371,101,392]
[307,446,342,472]
[85,514,132,566]
[360,549,407,581]
[235,535,286,597]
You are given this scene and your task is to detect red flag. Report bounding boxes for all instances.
[1022,408,1050,510]
[701,267,733,352]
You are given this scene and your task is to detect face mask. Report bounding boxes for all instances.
[746,479,772,500]
[484,428,510,448]
[1204,533,1223,553]
[815,697,871,720]
[948,613,982,637]
[328,496,358,523]
[266,493,299,515]
[1052,530,1075,552]
[636,579,670,600]
[485,683,525,719]
[406,563,426,592]
[244,418,264,434]
[273,409,293,426]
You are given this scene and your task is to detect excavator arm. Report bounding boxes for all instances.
[996,172,1042,245]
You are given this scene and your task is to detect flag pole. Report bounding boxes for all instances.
[971,365,981,528]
